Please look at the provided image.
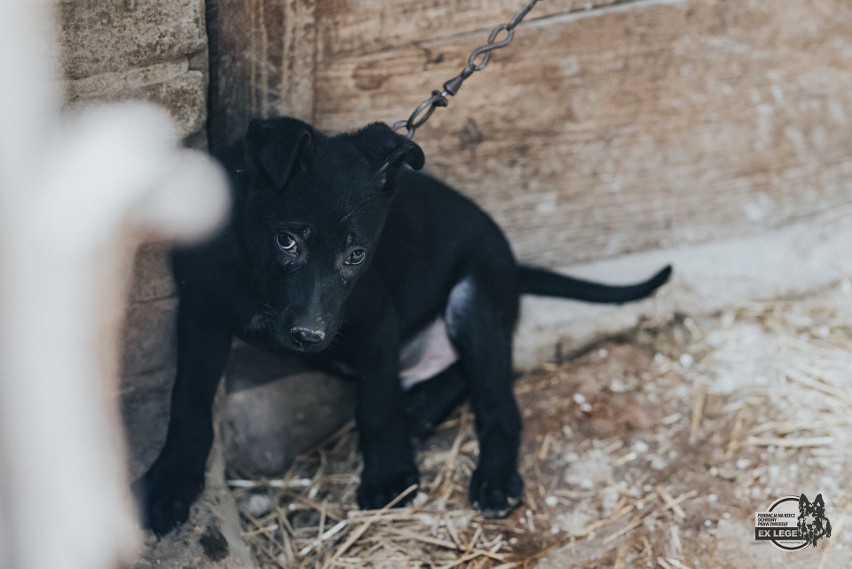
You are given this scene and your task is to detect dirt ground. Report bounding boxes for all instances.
[229,281,852,568]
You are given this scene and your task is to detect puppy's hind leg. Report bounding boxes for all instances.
[403,363,469,438]
[445,275,523,518]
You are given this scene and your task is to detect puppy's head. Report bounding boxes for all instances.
[238,117,424,352]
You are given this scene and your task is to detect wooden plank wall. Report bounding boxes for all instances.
[208,0,316,147]
[213,0,852,267]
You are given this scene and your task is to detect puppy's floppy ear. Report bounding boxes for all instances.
[244,118,313,190]
[350,122,425,180]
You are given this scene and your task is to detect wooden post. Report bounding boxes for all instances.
[206,0,317,149]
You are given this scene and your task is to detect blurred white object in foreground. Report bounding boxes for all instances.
[0,2,229,568]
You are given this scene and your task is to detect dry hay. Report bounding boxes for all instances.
[230,281,852,568]
[229,408,538,569]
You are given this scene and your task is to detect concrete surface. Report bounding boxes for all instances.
[515,204,852,370]
[58,0,206,78]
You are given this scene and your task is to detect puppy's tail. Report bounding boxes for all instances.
[518,264,672,304]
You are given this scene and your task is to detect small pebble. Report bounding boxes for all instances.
[573,393,587,405]
[239,493,273,518]
[679,353,694,367]
[662,413,682,425]
[545,495,558,507]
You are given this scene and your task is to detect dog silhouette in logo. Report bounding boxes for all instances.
[798,493,832,547]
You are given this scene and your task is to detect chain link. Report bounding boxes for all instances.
[393,0,540,139]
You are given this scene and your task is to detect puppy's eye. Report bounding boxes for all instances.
[276,232,298,255]
[345,249,367,265]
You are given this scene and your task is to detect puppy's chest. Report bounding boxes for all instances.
[238,311,458,389]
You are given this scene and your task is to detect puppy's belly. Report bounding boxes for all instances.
[399,317,459,390]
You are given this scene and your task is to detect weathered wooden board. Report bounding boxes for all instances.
[315,0,629,60]
[208,0,316,146]
[313,0,852,266]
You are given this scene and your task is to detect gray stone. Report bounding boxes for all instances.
[120,343,356,484]
[58,0,206,79]
[122,297,177,377]
[236,494,273,519]
[130,419,256,569]
[222,343,356,477]
[132,71,207,138]
[120,367,174,478]
[67,70,207,138]
[124,375,255,569]
[65,59,189,100]
[128,244,176,304]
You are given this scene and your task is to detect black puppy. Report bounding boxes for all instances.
[136,117,671,535]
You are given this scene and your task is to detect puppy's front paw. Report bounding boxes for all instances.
[469,468,523,518]
[134,467,204,537]
[357,465,419,510]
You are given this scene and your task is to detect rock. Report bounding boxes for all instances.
[222,342,357,477]
[58,0,206,78]
[128,388,256,569]
[67,70,207,139]
[129,430,256,569]
[121,297,178,378]
[237,494,274,519]
[127,244,177,304]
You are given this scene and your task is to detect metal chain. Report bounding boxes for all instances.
[393,0,540,139]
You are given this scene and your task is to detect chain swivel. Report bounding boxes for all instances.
[393,0,539,139]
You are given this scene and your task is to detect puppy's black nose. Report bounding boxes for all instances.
[290,327,325,346]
